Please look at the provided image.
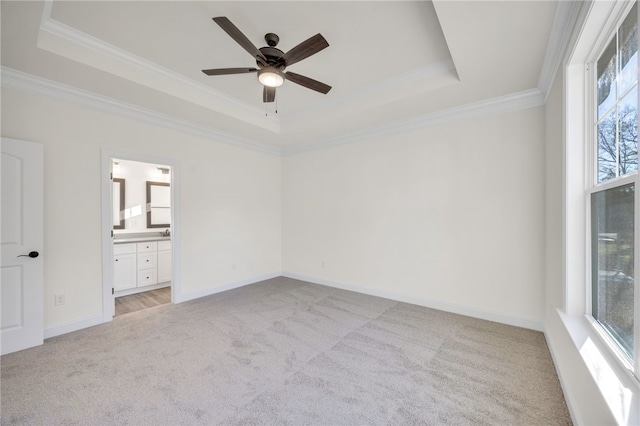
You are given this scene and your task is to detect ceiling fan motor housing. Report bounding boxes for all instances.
[257,46,285,68]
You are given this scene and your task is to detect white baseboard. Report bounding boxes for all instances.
[42,272,280,340]
[282,271,544,331]
[174,271,282,303]
[44,313,106,339]
[43,271,542,340]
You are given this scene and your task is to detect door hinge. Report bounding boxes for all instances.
[111,230,114,238]
[110,172,113,180]
[112,288,114,295]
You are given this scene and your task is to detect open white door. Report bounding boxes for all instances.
[1,138,44,355]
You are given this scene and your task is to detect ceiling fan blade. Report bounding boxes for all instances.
[263,86,276,103]
[212,17,267,64]
[285,72,331,94]
[280,34,329,67]
[202,67,258,76]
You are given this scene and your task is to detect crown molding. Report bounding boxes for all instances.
[283,88,545,156]
[1,67,282,156]
[3,66,546,158]
[538,0,583,100]
[22,1,567,159]
[37,6,279,133]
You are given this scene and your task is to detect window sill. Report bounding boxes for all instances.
[557,309,639,425]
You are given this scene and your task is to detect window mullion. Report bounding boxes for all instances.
[635,171,640,376]
[590,62,598,188]
[635,18,640,372]
[616,34,621,179]
[616,108,621,178]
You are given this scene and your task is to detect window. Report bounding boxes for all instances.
[590,2,639,371]
[591,183,635,356]
[596,3,638,182]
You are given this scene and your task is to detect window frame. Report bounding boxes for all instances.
[563,2,640,421]
[585,0,640,380]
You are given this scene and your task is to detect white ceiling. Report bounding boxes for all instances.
[1,1,562,153]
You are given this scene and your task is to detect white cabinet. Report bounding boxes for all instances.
[114,244,136,291]
[137,242,157,253]
[157,240,172,283]
[157,240,171,251]
[137,269,157,287]
[138,241,158,287]
[114,239,171,295]
[137,241,158,286]
[137,252,157,270]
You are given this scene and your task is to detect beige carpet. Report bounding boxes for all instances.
[1,277,571,425]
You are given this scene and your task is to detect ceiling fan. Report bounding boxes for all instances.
[202,17,331,103]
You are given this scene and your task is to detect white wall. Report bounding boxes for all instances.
[544,70,565,326]
[283,107,546,328]
[1,88,282,330]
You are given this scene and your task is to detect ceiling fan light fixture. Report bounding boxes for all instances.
[258,67,284,88]
[203,17,331,102]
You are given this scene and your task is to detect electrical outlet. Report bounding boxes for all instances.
[54,294,65,306]
[321,261,325,268]
[232,263,236,271]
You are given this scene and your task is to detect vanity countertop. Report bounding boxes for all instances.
[114,236,171,244]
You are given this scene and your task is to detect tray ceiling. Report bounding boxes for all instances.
[1,1,560,151]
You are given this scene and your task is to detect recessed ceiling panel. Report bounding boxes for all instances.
[2,0,561,150]
[49,1,453,116]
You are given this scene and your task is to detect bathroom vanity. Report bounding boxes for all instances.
[114,237,171,296]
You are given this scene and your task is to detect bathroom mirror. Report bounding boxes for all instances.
[146,181,170,228]
[113,178,125,229]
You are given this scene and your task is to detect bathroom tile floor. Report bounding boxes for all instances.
[115,286,171,316]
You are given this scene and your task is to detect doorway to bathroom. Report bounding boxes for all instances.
[101,151,180,320]
[111,158,172,316]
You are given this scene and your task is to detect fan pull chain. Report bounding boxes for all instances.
[264,98,278,116]
[264,104,277,116]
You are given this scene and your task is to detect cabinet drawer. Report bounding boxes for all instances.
[137,242,157,253]
[114,243,136,255]
[157,240,171,251]
[137,252,157,269]
[137,269,157,286]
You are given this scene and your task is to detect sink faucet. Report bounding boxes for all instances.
[159,229,171,237]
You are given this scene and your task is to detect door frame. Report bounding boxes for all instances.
[100,149,181,321]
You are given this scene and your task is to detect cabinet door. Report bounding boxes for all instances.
[157,249,172,283]
[114,253,136,291]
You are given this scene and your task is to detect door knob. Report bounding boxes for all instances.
[17,251,39,258]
